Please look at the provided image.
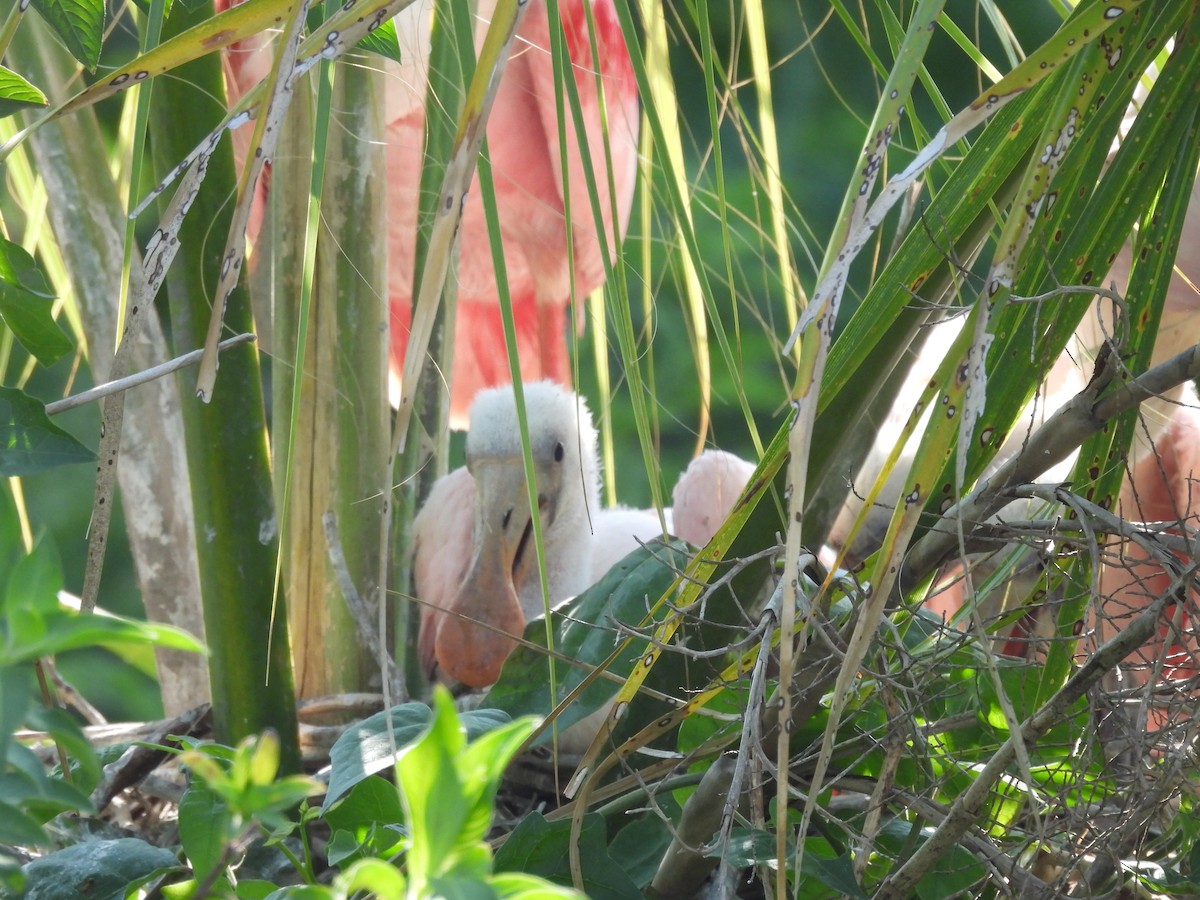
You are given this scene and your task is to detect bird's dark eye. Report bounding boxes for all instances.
[554,441,565,462]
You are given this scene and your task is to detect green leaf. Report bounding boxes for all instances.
[335,858,407,896]
[0,66,48,118]
[19,838,180,898]
[608,813,675,890]
[0,666,32,773]
[355,19,401,64]
[488,872,586,899]
[4,533,62,616]
[22,705,102,791]
[0,763,93,824]
[28,0,105,71]
[0,607,204,667]
[396,689,470,886]
[178,783,232,879]
[0,799,48,845]
[322,701,509,811]
[0,239,71,366]
[0,388,92,476]
[456,715,540,847]
[322,776,406,864]
[493,812,642,900]
[485,541,690,741]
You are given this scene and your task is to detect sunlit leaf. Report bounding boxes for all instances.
[28,0,105,71]
[0,66,48,118]
[323,701,509,811]
[354,18,402,63]
[0,608,204,666]
[335,858,408,896]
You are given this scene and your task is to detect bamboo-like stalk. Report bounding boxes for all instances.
[10,18,209,716]
[392,0,473,692]
[148,0,299,767]
[270,54,390,700]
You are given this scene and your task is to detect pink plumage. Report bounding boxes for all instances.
[218,0,639,427]
[671,450,757,549]
[413,382,755,688]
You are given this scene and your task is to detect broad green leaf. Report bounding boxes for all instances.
[29,0,104,71]
[427,871,499,900]
[0,762,93,824]
[354,18,402,64]
[395,689,470,886]
[0,800,48,845]
[335,858,407,897]
[0,66,48,118]
[4,533,62,617]
[0,667,32,772]
[484,541,689,741]
[607,813,676,890]
[455,715,540,848]
[19,838,180,898]
[494,812,641,900]
[488,872,585,899]
[0,239,70,366]
[0,388,92,476]
[322,702,509,811]
[178,783,232,878]
[0,608,204,666]
[323,780,407,866]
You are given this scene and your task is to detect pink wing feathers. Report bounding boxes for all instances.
[387,0,640,426]
[671,450,757,548]
[217,0,639,427]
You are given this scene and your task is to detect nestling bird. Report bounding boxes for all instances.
[413,382,755,688]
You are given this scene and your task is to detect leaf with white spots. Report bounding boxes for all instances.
[5,0,294,142]
[196,0,311,400]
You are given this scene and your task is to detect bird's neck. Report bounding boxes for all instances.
[517,460,601,619]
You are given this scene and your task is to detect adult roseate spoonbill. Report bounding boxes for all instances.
[413,382,754,688]
[219,0,639,427]
[832,182,1200,682]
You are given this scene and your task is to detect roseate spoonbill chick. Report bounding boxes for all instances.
[414,382,668,688]
[414,383,758,688]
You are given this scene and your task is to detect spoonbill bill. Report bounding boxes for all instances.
[413,381,755,688]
